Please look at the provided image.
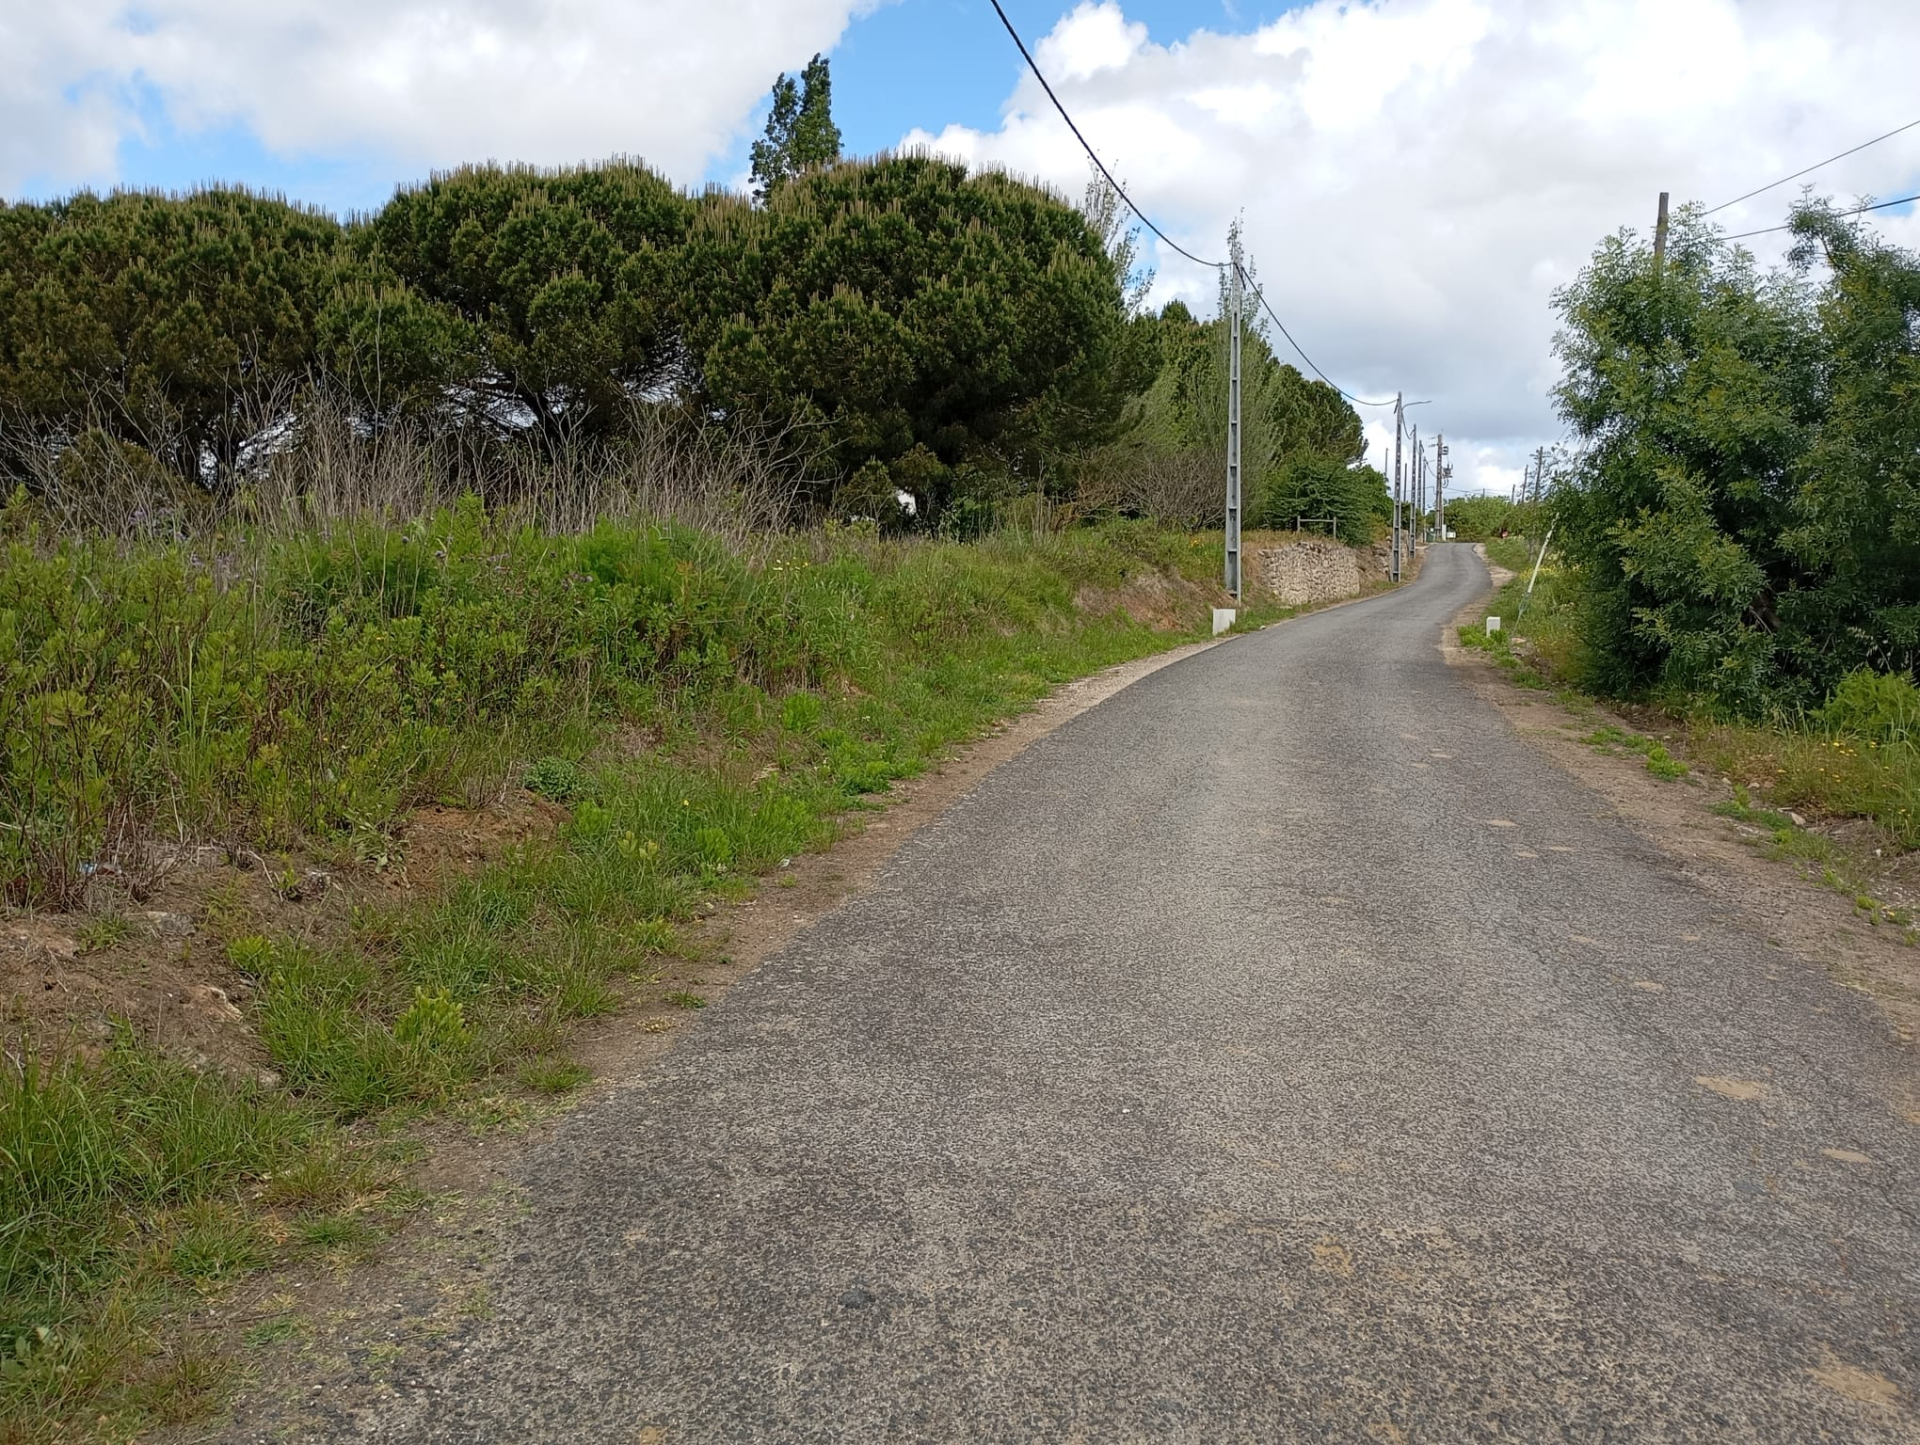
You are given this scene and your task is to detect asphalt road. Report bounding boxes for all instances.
[365,544,1919,1443]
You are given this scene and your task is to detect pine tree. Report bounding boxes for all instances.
[749,54,842,204]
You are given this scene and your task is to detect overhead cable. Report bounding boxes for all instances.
[1720,190,1920,242]
[1238,268,1397,408]
[1703,117,1920,217]
[985,0,1221,269]
[985,0,1396,409]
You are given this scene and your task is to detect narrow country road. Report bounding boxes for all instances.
[362,544,1919,1443]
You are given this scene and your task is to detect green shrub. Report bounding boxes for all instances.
[1818,669,1920,747]
[392,989,471,1052]
[1256,454,1386,544]
[779,691,824,733]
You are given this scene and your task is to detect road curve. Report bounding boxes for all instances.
[361,544,1919,1444]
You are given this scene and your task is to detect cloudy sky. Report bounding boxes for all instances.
[9,0,1920,494]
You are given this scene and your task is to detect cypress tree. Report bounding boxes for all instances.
[750,55,843,205]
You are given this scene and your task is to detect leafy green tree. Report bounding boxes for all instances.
[749,55,842,205]
[1550,198,1919,710]
[1776,204,1920,683]
[361,161,693,445]
[1100,239,1365,530]
[1442,493,1546,542]
[1111,234,1289,494]
[312,256,475,424]
[1267,364,1363,467]
[1259,454,1386,543]
[678,154,1130,518]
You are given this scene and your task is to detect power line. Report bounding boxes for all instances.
[1703,117,1920,217]
[1721,190,1920,242]
[985,0,1396,409]
[1238,270,1397,408]
[985,0,1220,270]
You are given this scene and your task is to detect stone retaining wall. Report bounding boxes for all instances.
[1255,539,1363,606]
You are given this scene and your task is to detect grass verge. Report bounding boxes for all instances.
[3,510,1287,1441]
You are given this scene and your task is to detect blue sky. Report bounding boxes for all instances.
[59,1,1295,215]
[78,94,397,218]
[705,0,1295,191]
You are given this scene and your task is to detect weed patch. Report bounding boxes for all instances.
[1584,725,1690,780]
[0,1037,375,1436]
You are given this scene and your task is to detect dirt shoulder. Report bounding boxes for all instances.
[1441,596,1920,1086]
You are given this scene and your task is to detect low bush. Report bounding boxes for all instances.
[1481,538,1920,849]
[1818,669,1920,747]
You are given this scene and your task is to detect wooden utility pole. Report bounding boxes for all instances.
[1653,191,1670,272]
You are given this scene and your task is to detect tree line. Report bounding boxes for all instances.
[0,60,1376,533]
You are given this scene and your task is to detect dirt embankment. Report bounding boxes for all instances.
[1071,563,1231,630]
[0,796,569,1078]
[3,582,1223,1082]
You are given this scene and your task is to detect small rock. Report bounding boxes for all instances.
[12,930,79,963]
[189,983,243,1023]
[1787,811,1806,827]
[141,910,195,938]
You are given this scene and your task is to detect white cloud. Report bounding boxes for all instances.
[2,0,871,195]
[903,0,1920,495]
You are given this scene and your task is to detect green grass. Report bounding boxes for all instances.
[73,914,132,953]
[1686,720,1920,851]
[1,510,1269,1441]
[1457,617,1549,689]
[517,1058,591,1095]
[0,1035,383,1438]
[1,505,1249,908]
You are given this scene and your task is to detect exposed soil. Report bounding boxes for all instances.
[0,791,571,1080]
[1072,563,1229,631]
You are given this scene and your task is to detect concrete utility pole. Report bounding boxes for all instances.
[1416,439,1424,541]
[1533,445,1547,505]
[1435,433,1449,538]
[1653,190,1670,273]
[1225,264,1242,602]
[1409,423,1420,541]
[1391,392,1405,582]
